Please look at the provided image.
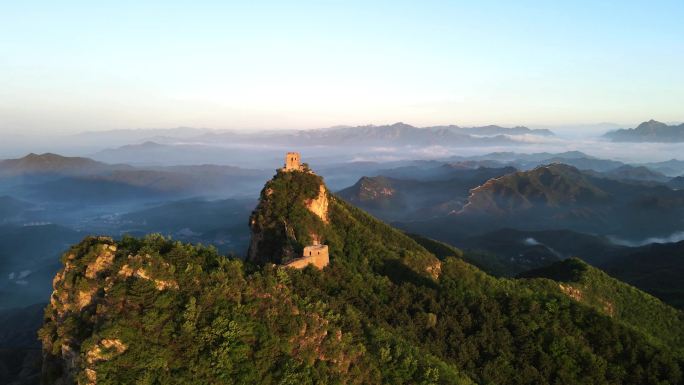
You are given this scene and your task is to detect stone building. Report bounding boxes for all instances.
[283,152,303,171]
[284,242,329,270]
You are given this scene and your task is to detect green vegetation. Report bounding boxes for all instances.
[406,233,464,260]
[407,233,537,277]
[464,163,610,214]
[40,171,684,385]
[248,170,329,263]
[600,241,684,309]
[40,235,472,385]
[520,258,684,355]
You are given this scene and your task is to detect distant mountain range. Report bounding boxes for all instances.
[458,164,684,236]
[396,163,684,241]
[461,164,611,215]
[334,152,684,239]
[0,152,128,177]
[80,122,555,149]
[604,120,684,142]
[642,159,684,177]
[68,127,215,148]
[281,123,555,145]
[337,166,516,221]
[591,165,670,183]
[0,153,270,203]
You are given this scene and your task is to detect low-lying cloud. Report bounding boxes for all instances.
[609,231,684,247]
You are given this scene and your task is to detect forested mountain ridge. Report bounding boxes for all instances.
[461,163,610,215]
[337,166,517,221]
[39,164,684,384]
[0,153,269,203]
[520,258,684,355]
[399,163,684,241]
[604,120,684,142]
[0,153,122,176]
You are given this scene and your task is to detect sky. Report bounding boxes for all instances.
[1,0,683,133]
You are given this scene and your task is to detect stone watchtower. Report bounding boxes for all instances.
[285,242,329,270]
[283,152,302,171]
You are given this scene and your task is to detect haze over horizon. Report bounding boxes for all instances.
[2,0,683,134]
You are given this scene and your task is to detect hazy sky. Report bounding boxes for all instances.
[1,0,682,133]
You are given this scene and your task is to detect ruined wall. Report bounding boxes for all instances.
[285,245,329,270]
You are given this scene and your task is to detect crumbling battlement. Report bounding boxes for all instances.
[285,244,329,270]
[283,152,303,171]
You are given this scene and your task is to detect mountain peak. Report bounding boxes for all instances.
[0,152,108,175]
[636,119,667,129]
[460,163,608,215]
[247,152,440,276]
[22,152,68,160]
[605,120,684,142]
[247,153,331,266]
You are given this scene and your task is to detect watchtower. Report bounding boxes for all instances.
[284,242,329,269]
[283,152,301,171]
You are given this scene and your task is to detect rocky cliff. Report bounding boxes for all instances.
[40,237,180,384]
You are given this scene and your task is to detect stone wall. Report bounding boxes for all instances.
[284,152,302,171]
[285,245,329,269]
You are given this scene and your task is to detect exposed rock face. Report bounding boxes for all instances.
[559,283,583,301]
[559,283,615,317]
[84,339,128,384]
[425,260,442,280]
[118,256,179,290]
[41,238,117,385]
[306,184,329,223]
[40,236,179,385]
[84,245,116,279]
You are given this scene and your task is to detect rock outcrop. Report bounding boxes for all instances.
[306,184,329,223]
[40,236,179,385]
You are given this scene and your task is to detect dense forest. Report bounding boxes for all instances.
[40,170,684,384]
